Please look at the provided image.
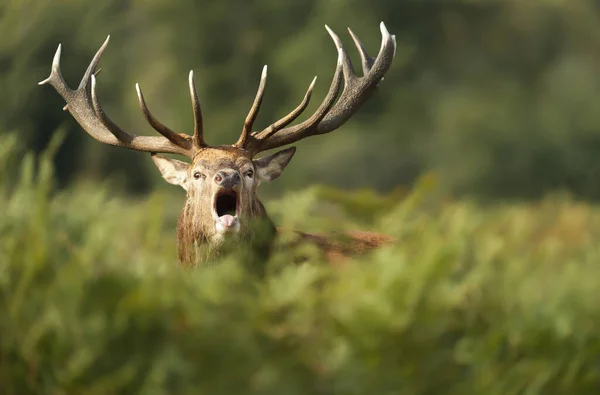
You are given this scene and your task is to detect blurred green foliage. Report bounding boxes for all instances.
[2,129,600,393]
[3,0,600,199]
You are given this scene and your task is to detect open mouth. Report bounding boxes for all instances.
[215,190,238,217]
[212,189,240,234]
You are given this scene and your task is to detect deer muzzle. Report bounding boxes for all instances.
[214,170,240,190]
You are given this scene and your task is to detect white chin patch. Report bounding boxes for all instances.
[215,214,240,235]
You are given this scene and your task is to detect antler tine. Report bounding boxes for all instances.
[38,44,74,100]
[78,35,111,92]
[39,36,197,158]
[363,22,396,82]
[189,70,206,148]
[247,22,396,154]
[347,26,396,77]
[325,25,355,82]
[259,76,318,140]
[347,27,375,76]
[91,74,132,142]
[135,83,192,149]
[235,65,268,149]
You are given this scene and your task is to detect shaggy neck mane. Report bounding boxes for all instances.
[176,190,275,266]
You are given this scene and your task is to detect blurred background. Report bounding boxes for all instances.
[3,0,600,201]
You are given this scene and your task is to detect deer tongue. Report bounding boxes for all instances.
[217,214,237,227]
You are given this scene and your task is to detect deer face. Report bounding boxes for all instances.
[151,146,295,243]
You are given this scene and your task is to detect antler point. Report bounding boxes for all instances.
[325,24,334,36]
[380,21,390,39]
[99,35,111,52]
[325,25,344,51]
[51,43,63,69]
[262,65,268,78]
[99,35,111,50]
[309,76,317,91]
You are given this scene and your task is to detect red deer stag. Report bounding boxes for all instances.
[39,23,396,266]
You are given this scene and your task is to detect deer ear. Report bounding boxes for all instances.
[151,154,190,190]
[253,146,296,183]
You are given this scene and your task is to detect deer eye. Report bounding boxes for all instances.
[244,169,254,178]
[193,171,205,180]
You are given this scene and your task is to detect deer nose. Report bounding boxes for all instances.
[214,170,240,189]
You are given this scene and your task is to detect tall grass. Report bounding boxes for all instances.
[0,134,599,394]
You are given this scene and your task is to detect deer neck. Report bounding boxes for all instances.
[175,195,276,266]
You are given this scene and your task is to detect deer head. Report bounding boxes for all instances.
[39,23,396,266]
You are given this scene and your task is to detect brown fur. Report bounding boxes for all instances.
[282,228,395,266]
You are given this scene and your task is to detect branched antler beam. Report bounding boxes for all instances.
[238,22,396,155]
[40,22,395,160]
[39,36,200,157]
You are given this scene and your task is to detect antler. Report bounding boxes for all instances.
[39,36,204,158]
[235,22,397,156]
[40,23,394,159]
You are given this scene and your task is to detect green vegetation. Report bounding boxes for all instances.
[1,136,599,394]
